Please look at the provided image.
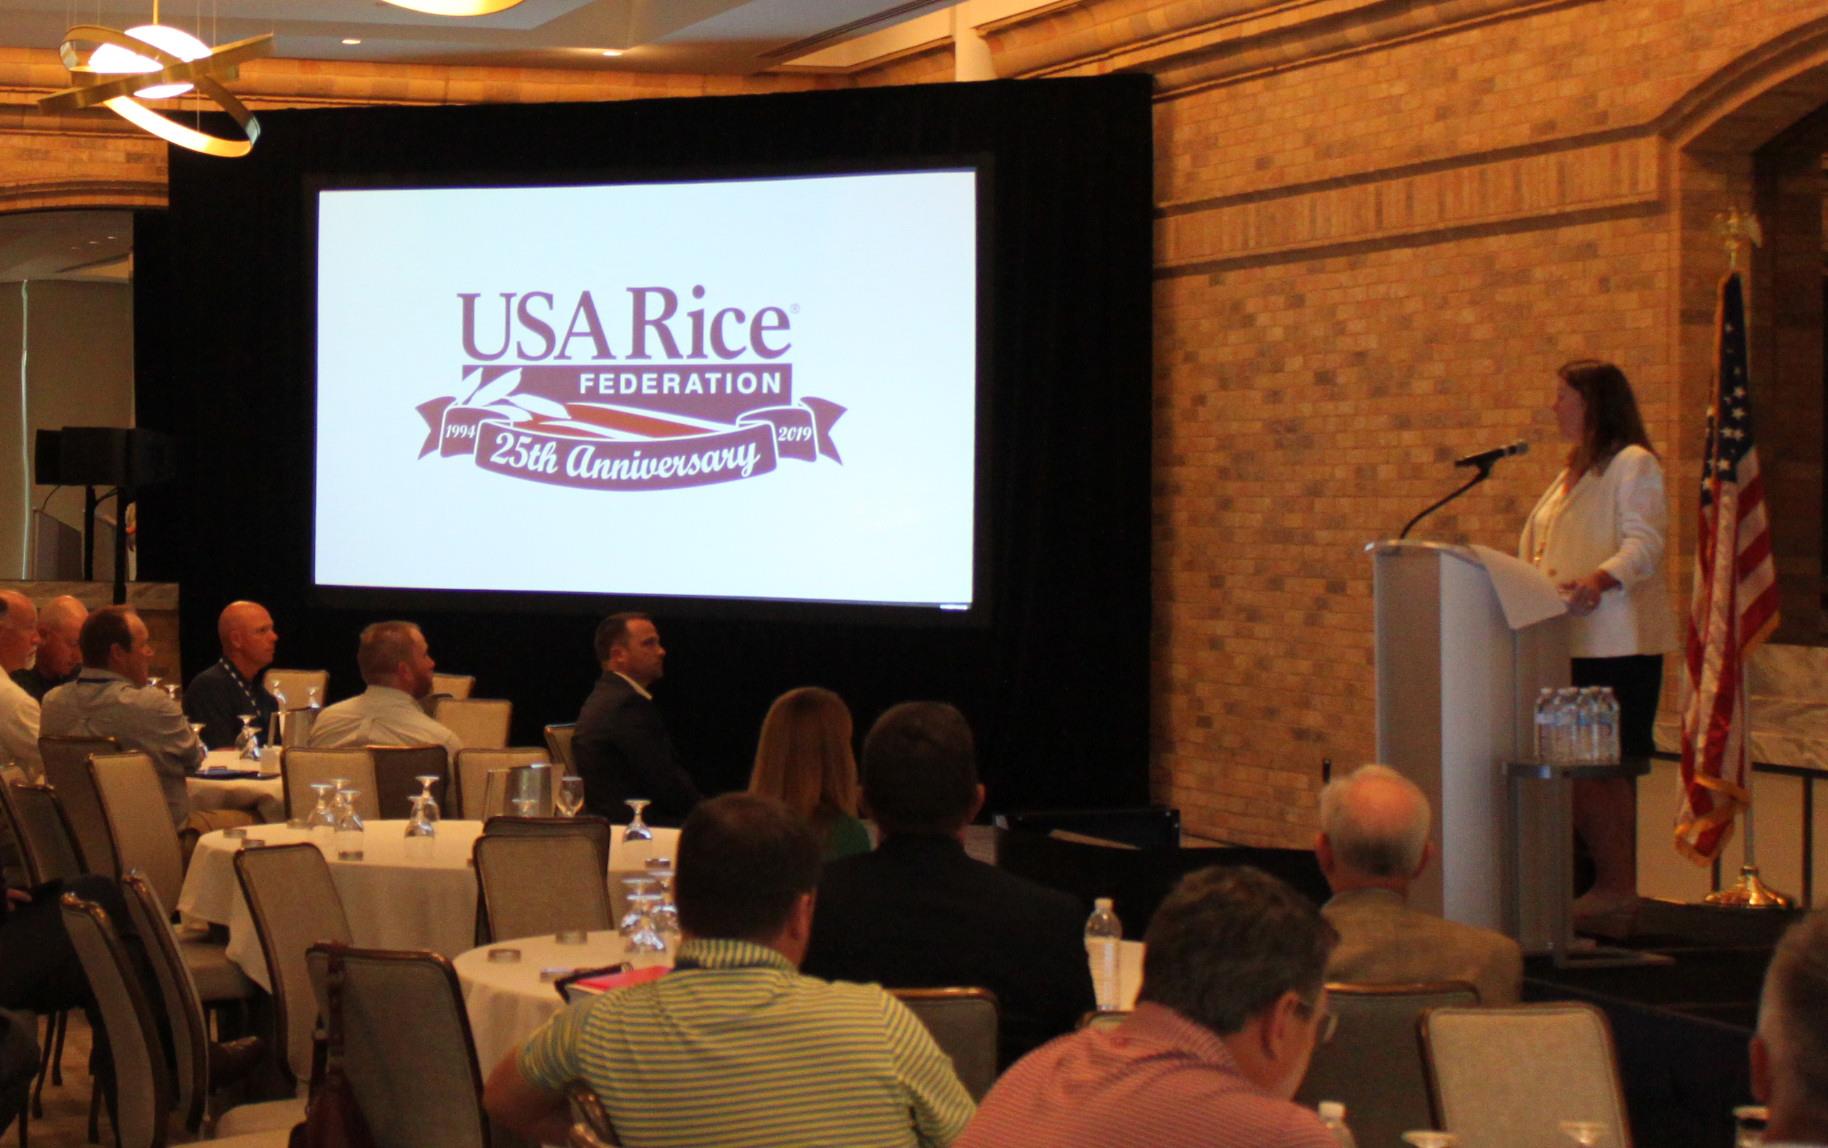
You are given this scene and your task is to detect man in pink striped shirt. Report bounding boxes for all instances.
[956,866,1341,1148]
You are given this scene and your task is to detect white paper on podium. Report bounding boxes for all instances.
[1468,544,1568,631]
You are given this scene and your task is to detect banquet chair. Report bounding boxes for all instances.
[119,872,303,1139]
[1421,1002,1633,1148]
[57,893,292,1148]
[0,780,83,886]
[542,723,577,771]
[262,669,328,708]
[434,698,513,750]
[234,844,354,1088]
[1,779,84,1127]
[473,833,612,943]
[889,988,1000,1101]
[472,815,612,944]
[35,735,120,873]
[455,748,548,819]
[281,747,378,822]
[1294,981,1479,1148]
[304,944,493,1148]
[370,743,450,820]
[88,751,185,905]
[431,673,476,700]
[90,751,256,1006]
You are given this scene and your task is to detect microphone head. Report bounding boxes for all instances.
[1510,440,1530,458]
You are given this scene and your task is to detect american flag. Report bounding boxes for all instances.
[1675,271,1779,864]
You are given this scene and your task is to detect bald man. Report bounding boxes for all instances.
[1315,764,1522,1005]
[183,601,281,749]
[10,595,85,702]
[0,591,42,776]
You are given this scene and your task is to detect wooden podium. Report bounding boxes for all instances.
[1369,541,1568,948]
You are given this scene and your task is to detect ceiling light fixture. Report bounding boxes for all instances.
[342,38,363,45]
[600,48,623,57]
[377,0,528,14]
[38,3,273,158]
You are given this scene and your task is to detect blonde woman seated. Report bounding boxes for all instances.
[749,687,873,860]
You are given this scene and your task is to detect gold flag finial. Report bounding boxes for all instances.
[1712,208,1764,271]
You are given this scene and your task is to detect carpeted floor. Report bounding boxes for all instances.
[9,1012,105,1148]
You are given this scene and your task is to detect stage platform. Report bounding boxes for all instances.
[1522,899,1799,1148]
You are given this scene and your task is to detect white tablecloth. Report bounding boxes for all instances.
[454,933,1143,1076]
[187,749,285,822]
[456,930,674,1071]
[176,819,679,991]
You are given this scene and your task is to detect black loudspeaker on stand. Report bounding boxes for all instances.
[33,426,176,603]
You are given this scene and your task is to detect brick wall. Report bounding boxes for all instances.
[10,2,1828,845]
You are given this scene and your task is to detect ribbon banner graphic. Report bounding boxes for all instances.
[416,364,844,491]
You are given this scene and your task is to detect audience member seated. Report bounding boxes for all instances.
[41,606,251,834]
[306,620,462,762]
[1316,764,1522,1005]
[9,595,85,703]
[0,592,43,776]
[183,600,281,749]
[484,792,974,1147]
[571,612,701,825]
[1751,909,1828,1147]
[802,701,1093,1067]
[958,866,1341,1148]
[748,686,871,860]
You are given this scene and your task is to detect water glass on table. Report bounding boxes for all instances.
[623,798,653,842]
[556,775,585,818]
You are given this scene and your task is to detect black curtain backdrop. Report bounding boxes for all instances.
[136,77,1153,813]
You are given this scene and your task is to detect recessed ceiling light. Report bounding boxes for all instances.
[342,38,362,45]
[600,48,623,57]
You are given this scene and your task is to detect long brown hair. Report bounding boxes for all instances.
[748,686,860,829]
[1560,359,1654,476]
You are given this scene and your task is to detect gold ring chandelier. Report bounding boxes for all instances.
[38,15,274,158]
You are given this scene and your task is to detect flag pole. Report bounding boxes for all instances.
[1689,211,1791,914]
[1704,682,1791,907]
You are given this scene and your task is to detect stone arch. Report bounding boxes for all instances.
[1663,18,1828,641]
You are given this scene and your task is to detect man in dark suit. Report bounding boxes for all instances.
[803,701,1094,1067]
[571,613,702,824]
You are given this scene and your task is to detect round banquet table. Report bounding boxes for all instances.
[186,748,285,823]
[455,930,674,1071]
[453,933,1143,1076]
[176,820,679,990]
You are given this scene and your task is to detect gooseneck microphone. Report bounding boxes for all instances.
[1397,439,1531,539]
[1454,440,1530,469]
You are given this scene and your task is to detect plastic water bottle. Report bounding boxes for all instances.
[1084,898,1123,1012]
[1575,688,1600,765]
[1318,1101,1358,1148]
[1533,688,1555,762]
[1552,688,1581,765]
[1596,687,1620,765]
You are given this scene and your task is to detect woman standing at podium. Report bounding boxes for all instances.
[1518,360,1677,934]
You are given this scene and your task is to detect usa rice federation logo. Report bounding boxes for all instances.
[416,286,843,491]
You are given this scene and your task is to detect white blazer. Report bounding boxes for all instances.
[1518,444,1678,658]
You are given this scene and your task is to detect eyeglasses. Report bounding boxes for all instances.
[1294,997,1339,1046]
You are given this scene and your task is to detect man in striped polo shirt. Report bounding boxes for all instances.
[484,792,975,1147]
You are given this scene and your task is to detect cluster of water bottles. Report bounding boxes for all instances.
[1533,686,1623,766]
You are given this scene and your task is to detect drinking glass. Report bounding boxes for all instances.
[645,856,679,936]
[333,787,366,861]
[235,712,261,761]
[405,795,437,839]
[413,775,442,824]
[623,798,653,842]
[145,673,162,693]
[620,876,666,955]
[1733,1105,1767,1148]
[556,776,585,818]
[1401,1134,1459,1148]
[188,721,207,744]
[1558,1121,1608,1147]
[619,875,656,935]
[307,782,338,839]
